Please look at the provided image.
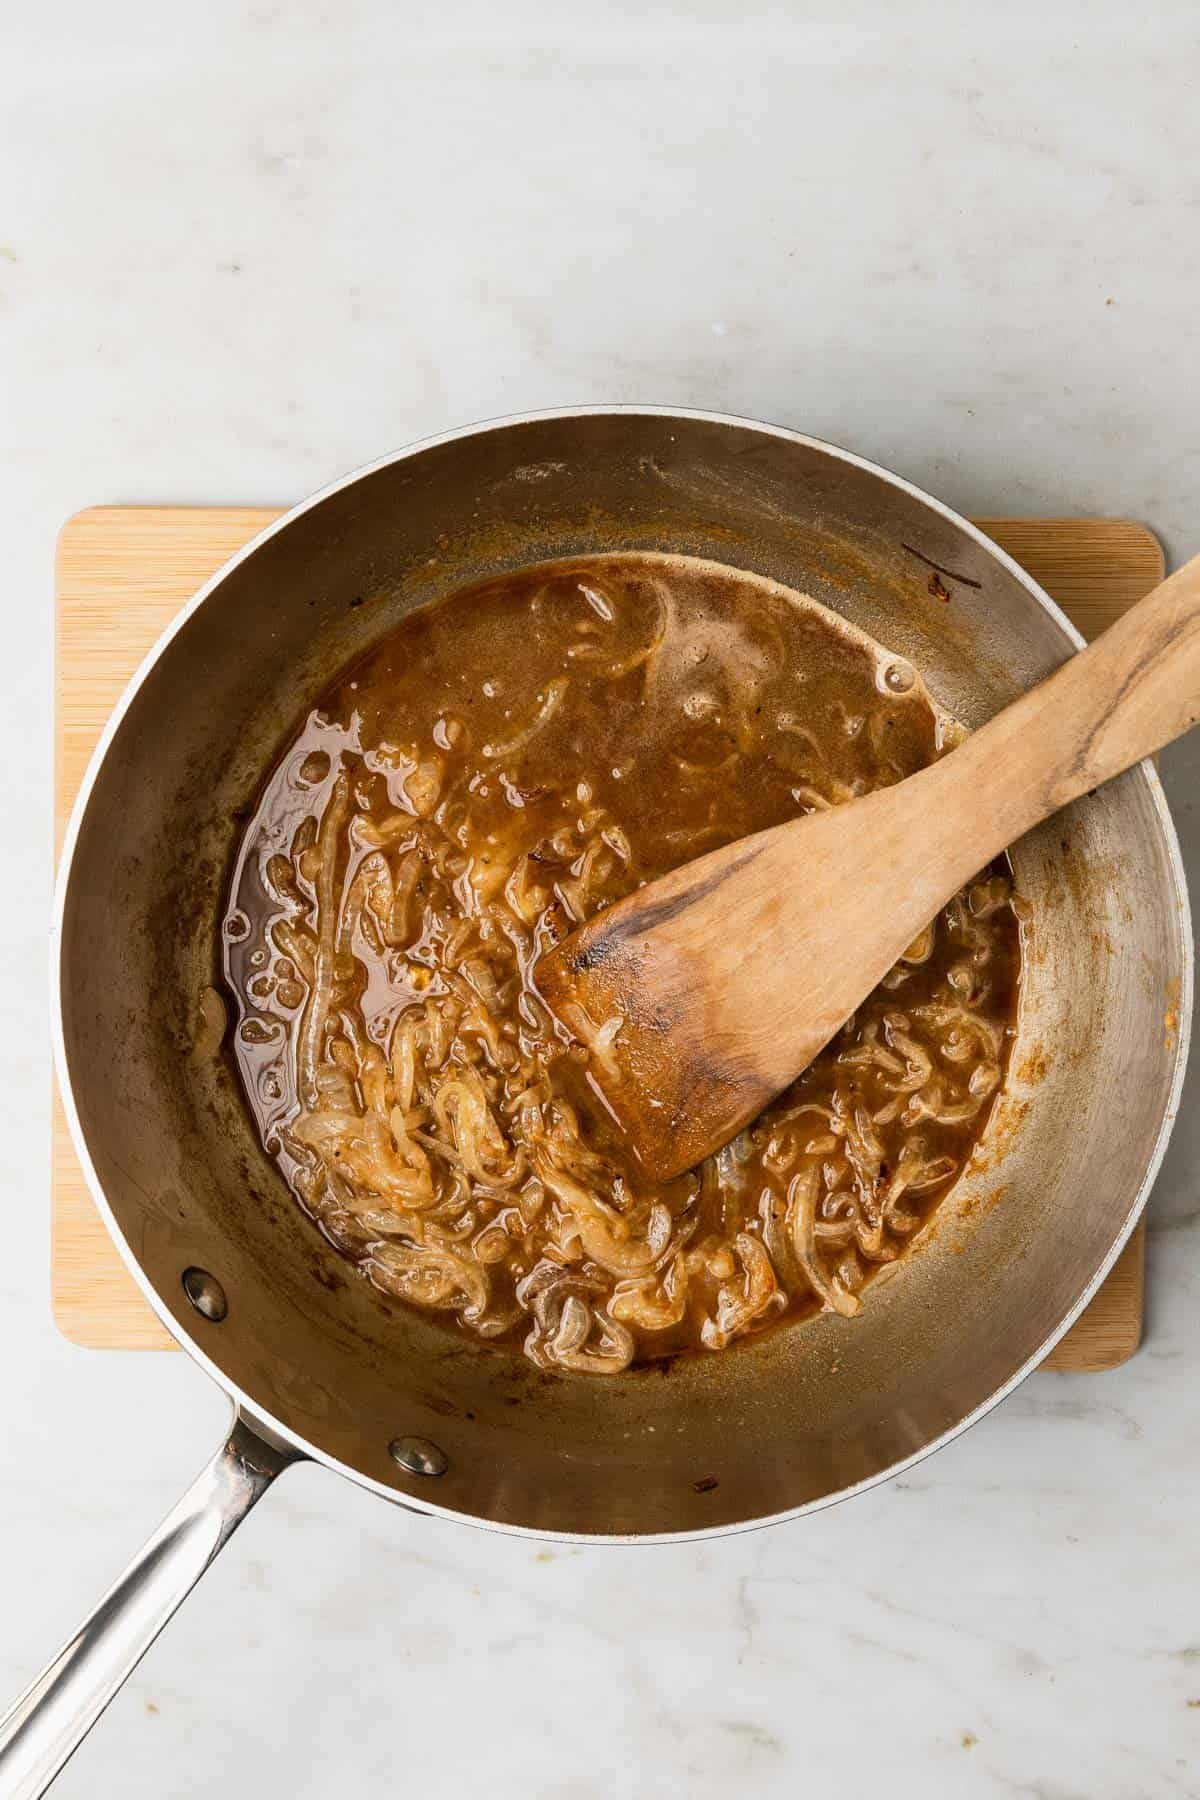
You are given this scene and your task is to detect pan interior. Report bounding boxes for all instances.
[58,413,1188,1536]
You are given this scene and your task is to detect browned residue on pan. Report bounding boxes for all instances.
[955,1097,1034,1188]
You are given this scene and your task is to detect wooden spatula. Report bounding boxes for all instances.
[536,553,1200,1182]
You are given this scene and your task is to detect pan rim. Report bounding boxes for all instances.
[50,405,1194,1543]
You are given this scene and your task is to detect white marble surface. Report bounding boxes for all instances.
[3,3,1200,1794]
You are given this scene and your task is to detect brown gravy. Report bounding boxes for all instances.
[224,554,1020,1372]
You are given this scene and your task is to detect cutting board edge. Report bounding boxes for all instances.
[52,506,1159,1370]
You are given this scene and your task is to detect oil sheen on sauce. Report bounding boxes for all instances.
[223,554,1021,1374]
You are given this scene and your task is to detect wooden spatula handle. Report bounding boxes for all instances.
[933,549,1200,869]
[537,550,1200,1180]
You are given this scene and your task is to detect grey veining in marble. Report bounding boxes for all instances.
[2,2,1199,1795]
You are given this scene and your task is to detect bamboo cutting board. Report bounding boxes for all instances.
[53,508,1159,1366]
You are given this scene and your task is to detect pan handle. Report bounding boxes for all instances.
[0,1410,299,1799]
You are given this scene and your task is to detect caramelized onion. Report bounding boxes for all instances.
[788,1169,861,1318]
[226,554,1019,1372]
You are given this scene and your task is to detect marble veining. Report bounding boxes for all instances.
[2,2,1199,1794]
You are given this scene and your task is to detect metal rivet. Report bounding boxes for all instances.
[182,1267,228,1322]
[388,1436,448,1477]
[884,661,915,694]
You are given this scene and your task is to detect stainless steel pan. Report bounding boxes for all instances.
[3,409,1191,1796]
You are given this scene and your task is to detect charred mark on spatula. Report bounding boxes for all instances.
[572,842,767,971]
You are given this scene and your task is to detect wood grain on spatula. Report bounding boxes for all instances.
[537,552,1200,1181]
